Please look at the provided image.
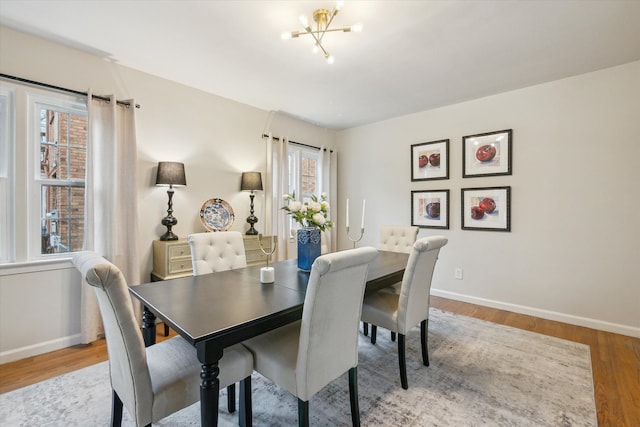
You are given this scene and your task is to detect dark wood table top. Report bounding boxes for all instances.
[130,250,408,348]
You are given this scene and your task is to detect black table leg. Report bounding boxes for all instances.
[141,306,157,347]
[197,341,223,427]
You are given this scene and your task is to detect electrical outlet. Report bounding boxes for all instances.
[455,268,463,280]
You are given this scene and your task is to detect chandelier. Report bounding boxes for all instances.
[281,1,362,64]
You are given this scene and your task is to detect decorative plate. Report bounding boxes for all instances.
[199,198,235,232]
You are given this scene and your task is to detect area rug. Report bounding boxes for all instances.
[0,309,596,426]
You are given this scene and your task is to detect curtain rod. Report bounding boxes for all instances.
[0,73,141,109]
[261,133,333,153]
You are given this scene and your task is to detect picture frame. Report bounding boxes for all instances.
[411,189,450,229]
[461,186,511,232]
[462,129,512,178]
[411,139,449,181]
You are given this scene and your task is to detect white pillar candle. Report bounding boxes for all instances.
[361,199,366,229]
[346,198,350,228]
[260,266,275,283]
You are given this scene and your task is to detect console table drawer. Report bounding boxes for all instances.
[152,239,194,280]
[168,244,190,259]
[168,258,192,274]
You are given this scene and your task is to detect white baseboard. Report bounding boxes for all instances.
[431,288,640,338]
[0,334,82,365]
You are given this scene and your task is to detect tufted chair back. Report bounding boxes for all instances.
[379,226,419,254]
[188,231,247,275]
[397,236,448,333]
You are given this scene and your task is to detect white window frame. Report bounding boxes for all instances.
[287,144,320,238]
[0,78,88,265]
[27,92,87,261]
[0,87,15,263]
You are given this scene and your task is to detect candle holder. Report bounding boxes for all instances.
[346,226,365,248]
[259,235,278,283]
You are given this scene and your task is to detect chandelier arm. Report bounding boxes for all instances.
[301,25,330,58]
[317,42,330,58]
[294,27,352,36]
[319,9,339,43]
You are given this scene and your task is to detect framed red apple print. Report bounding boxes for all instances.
[462,129,512,178]
[461,186,511,231]
[411,139,449,181]
[411,189,449,229]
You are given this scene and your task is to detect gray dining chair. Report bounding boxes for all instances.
[361,236,447,389]
[363,225,419,341]
[72,251,253,427]
[188,230,247,274]
[244,247,379,427]
[187,230,248,413]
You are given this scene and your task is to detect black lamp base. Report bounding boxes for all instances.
[160,214,178,241]
[246,191,259,235]
[246,219,258,235]
[160,230,179,241]
[160,187,179,241]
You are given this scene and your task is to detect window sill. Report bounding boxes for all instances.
[0,257,74,277]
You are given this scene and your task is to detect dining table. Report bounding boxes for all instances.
[129,250,409,427]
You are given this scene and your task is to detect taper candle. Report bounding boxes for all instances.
[361,199,366,228]
[346,198,350,228]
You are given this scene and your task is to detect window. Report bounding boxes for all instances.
[0,79,88,264]
[287,144,319,235]
[33,99,87,255]
[289,146,318,199]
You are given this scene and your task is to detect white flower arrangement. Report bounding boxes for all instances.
[282,191,334,232]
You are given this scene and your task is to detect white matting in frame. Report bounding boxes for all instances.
[411,139,449,181]
[411,189,449,229]
[463,129,512,178]
[461,186,511,231]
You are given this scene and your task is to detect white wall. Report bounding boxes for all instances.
[337,61,640,336]
[0,26,334,363]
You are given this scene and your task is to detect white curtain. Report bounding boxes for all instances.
[80,92,141,344]
[265,133,290,261]
[318,147,338,253]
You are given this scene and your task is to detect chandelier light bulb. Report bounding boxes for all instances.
[336,1,344,11]
[352,23,363,32]
[299,15,309,27]
[281,32,292,40]
[327,55,335,64]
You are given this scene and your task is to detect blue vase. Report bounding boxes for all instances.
[297,227,321,271]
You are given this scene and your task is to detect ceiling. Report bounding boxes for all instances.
[2,0,640,130]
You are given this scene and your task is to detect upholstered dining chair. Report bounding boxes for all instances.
[72,251,253,427]
[188,230,247,275]
[363,225,419,340]
[379,225,419,254]
[187,230,247,413]
[244,247,379,427]
[361,236,447,390]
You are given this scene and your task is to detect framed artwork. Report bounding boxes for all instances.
[411,189,450,229]
[463,129,512,178]
[411,139,449,181]
[461,186,511,232]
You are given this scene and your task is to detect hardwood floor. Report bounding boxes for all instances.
[1,296,638,426]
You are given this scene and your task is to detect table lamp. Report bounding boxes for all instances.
[156,161,187,241]
[240,171,263,235]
